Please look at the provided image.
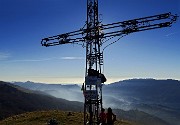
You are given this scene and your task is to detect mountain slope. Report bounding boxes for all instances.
[104,79,180,106]
[0,81,83,120]
[103,79,180,125]
[114,109,169,125]
[13,81,83,102]
[11,79,180,125]
[0,110,137,125]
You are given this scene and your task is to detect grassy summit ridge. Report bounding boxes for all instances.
[0,110,134,125]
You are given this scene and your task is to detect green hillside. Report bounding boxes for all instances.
[0,110,135,125]
[0,81,83,120]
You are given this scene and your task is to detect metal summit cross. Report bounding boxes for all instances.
[41,0,178,124]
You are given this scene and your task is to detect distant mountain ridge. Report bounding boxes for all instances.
[13,81,84,102]
[104,79,180,106]
[11,78,180,125]
[0,80,170,125]
[0,81,83,120]
[103,79,180,125]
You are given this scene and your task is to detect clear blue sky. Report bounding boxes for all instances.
[0,0,179,84]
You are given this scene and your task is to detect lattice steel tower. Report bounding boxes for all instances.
[83,0,104,124]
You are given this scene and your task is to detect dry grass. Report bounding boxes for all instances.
[0,110,135,125]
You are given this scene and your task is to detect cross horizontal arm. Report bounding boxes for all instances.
[100,12,178,38]
[41,29,85,47]
[41,12,178,47]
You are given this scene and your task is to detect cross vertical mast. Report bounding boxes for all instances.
[84,0,104,124]
[86,0,102,72]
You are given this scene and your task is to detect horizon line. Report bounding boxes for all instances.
[1,77,179,85]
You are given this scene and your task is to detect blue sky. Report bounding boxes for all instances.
[0,0,180,84]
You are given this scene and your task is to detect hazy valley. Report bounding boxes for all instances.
[1,79,180,125]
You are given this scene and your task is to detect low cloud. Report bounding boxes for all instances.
[60,57,84,60]
[0,52,10,60]
[165,32,176,37]
[4,56,84,62]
